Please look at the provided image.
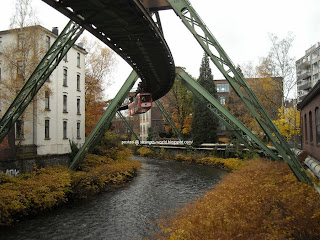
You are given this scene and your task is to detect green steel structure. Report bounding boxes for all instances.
[167,0,310,183]
[0,20,83,143]
[117,111,141,142]
[176,67,279,159]
[70,71,138,170]
[155,100,192,150]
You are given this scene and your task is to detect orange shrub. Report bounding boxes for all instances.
[158,159,320,240]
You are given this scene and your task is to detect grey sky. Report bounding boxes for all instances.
[1,0,319,98]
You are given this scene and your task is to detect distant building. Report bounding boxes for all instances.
[297,81,320,161]
[214,77,283,138]
[296,42,320,103]
[139,102,165,141]
[0,25,86,160]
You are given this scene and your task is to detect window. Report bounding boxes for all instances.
[77,74,80,90]
[77,98,80,114]
[63,69,68,86]
[219,96,226,105]
[15,120,24,139]
[63,95,67,112]
[313,62,318,71]
[45,119,50,139]
[64,53,67,62]
[216,83,229,93]
[18,34,24,49]
[45,91,50,110]
[314,73,319,81]
[77,52,80,67]
[316,108,320,144]
[77,122,81,138]
[63,121,67,139]
[0,37,2,52]
[46,36,50,50]
[309,111,313,143]
[305,114,308,142]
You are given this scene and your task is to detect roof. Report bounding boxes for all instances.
[297,80,320,110]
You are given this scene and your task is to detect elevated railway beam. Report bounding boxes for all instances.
[42,0,175,101]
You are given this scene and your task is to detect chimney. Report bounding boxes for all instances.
[52,27,59,35]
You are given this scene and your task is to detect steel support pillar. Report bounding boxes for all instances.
[117,111,140,142]
[168,0,310,183]
[176,67,279,160]
[0,20,84,143]
[70,71,138,170]
[154,99,192,150]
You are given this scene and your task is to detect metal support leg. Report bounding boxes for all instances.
[154,99,192,151]
[168,0,310,184]
[176,67,279,160]
[0,20,83,143]
[117,111,140,142]
[70,71,138,170]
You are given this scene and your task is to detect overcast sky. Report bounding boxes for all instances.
[1,0,319,98]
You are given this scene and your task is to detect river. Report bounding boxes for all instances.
[1,156,225,240]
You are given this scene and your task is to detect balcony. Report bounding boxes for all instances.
[298,81,313,91]
[298,70,311,80]
[298,60,311,69]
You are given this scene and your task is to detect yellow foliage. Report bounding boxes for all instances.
[137,147,154,157]
[158,160,320,240]
[273,106,300,140]
[0,151,141,226]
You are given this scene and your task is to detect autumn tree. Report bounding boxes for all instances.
[0,0,47,146]
[264,32,296,104]
[82,37,116,136]
[162,78,193,138]
[273,106,300,144]
[191,53,219,146]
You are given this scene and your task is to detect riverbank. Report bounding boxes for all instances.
[155,159,320,239]
[136,146,243,171]
[0,151,141,226]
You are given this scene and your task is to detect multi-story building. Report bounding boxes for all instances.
[296,42,320,103]
[139,102,165,141]
[0,25,86,160]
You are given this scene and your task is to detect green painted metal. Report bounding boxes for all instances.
[117,111,140,142]
[176,68,279,160]
[167,0,310,183]
[70,71,138,170]
[154,99,192,151]
[0,20,83,143]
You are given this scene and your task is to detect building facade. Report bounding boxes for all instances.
[139,102,165,141]
[296,42,320,103]
[0,25,86,158]
[297,81,320,161]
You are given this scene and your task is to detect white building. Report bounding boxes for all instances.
[296,42,320,103]
[0,25,86,156]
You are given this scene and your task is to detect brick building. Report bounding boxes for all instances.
[297,81,320,161]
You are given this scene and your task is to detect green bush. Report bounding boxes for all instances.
[136,147,154,157]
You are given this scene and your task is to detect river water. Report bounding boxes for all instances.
[1,156,225,240]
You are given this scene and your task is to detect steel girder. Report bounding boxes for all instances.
[167,0,310,183]
[0,21,83,144]
[70,71,138,170]
[176,67,279,160]
[155,99,192,150]
[117,111,141,142]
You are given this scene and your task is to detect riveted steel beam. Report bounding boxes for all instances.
[176,67,278,160]
[155,99,192,151]
[117,111,140,142]
[70,71,138,170]
[0,20,83,144]
[168,0,310,183]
